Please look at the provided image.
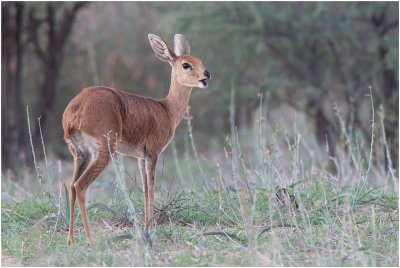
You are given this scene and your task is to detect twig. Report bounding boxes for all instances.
[38,116,57,203]
[378,105,396,185]
[27,106,58,210]
[185,108,207,190]
[366,86,375,177]
[48,181,63,245]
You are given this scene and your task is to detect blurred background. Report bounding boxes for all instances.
[1,1,398,178]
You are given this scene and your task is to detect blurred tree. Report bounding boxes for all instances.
[28,2,87,149]
[2,2,26,171]
[1,2,88,174]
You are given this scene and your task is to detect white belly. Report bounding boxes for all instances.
[117,140,145,158]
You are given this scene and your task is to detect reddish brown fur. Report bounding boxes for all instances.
[63,34,210,246]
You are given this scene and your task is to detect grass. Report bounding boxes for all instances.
[1,93,398,266]
[1,177,398,266]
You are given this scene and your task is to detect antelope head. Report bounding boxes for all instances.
[148,34,211,88]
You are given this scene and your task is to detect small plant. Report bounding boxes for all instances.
[26,106,71,231]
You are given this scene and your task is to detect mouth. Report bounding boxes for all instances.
[198,79,209,88]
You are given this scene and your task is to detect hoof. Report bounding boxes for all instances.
[86,238,93,245]
[67,238,74,246]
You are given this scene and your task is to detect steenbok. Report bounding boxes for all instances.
[62,34,211,245]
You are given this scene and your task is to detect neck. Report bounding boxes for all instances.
[161,69,192,128]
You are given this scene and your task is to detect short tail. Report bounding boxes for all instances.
[62,109,80,142]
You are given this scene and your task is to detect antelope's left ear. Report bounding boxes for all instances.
[148,34,176,63]
[174,34,190,56]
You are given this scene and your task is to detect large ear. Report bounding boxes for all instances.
[174,34,190,56]
[148,34,176,62]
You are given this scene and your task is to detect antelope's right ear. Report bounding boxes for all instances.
[148,34,176,63]
[174,34,190,56]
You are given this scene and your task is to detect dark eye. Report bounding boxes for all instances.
[182,63,192,70]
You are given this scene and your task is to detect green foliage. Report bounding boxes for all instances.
[2,195,54,229]
[2,180,397,266]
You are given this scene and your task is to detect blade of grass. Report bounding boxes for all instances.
[203,231,248,246]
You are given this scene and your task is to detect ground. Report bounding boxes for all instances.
[1,173,398,266]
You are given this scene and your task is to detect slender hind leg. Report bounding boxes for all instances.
[74,149,110,244]
[67,144,90,246]
[138,158,148,225]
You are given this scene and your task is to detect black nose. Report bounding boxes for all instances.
[204,70,211,79]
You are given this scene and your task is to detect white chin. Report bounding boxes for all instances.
[198,82,208,88]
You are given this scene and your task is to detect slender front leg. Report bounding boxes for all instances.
[138,158,149,225]
[145,154,158,229]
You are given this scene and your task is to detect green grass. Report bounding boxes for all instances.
[2,179,398,266]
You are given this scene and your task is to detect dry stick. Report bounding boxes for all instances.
[229,81,237,178]
[229,79,237,166]
[334,103,359,174]
[257,92,263,160]
[171,139,184,183]
[38,117,50,181]
[357,86,376,200]
[366,86,375,177]
[185,109,201,165]
[38,116,57,204]
[27,106,58,210]
[185,108,206,178]
[235,127,253,203]
[378,106,397,186]
[27,106,41,190]
[183,133,195,190]
[48,181,63,245]
[256,92,272,189]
